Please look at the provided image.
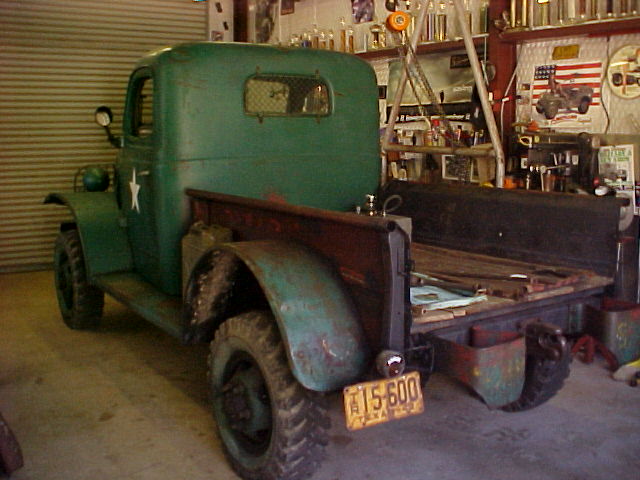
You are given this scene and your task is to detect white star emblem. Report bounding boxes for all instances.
[129,168,141,213]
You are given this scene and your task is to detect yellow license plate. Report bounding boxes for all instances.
[343,370,424,431]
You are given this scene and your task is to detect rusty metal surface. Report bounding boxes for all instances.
[0,413,23,475]
[183,250,240,344]
[586,298,640,365]
[187,188,411,353]
[470,325,520,348]
[411,243,608,301]
[220,240,369,392]
[432,334,526,409]
[411,286,605,339]
[410,242,611,336]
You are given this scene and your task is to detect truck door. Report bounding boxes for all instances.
[119,67,159,284]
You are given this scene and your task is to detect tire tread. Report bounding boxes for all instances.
[209,311,329,480]
[54,230,103,329]
[501,353,571,412]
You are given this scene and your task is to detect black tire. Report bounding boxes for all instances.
[209,311,329,480]
[500,352,571,412]
[578,97,590,114]
[53,229,104,329]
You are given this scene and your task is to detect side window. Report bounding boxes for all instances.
[132,76,153,137]
[244,75,330,117]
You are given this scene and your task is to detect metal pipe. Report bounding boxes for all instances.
[384,142,495,157]
[381,1,430,184]
[451,0,505,187]
[382,0,505,187]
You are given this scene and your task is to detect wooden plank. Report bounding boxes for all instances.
[410,242,602,300]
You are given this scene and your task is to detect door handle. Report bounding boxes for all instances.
[138,170,151,177]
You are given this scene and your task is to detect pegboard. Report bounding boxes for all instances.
[515,33,640,134]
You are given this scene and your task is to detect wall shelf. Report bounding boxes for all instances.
[356,34,488,60]
[499,17,640,43]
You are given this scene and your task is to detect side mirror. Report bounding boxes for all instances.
[94,106,113,127]
[94,106,120,148]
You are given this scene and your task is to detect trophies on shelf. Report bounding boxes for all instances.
[508,0,640,30]
[435,0,448,41]
[369,21,387,50]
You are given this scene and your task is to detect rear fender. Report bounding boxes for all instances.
[44,192,132,277]
[198,240,369,392]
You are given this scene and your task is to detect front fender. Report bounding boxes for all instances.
[44,192,132,277]
[222,240,369,392]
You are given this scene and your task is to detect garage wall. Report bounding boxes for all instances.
[0,0,207,272]
[514,33,640,134]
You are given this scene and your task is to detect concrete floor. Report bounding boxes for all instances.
[0,270,638,480]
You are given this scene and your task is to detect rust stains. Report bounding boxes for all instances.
[264,190,288,204]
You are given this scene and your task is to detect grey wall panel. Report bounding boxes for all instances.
[0,0,207,271]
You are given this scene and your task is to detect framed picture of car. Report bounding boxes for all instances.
[607,45,640,100]
[530,60,603,131]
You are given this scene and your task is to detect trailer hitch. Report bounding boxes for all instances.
[523,321,568,362]
[406,333,435,383]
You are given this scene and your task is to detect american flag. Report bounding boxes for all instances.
[532,61,602,108]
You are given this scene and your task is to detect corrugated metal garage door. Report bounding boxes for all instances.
[0,0,207,271]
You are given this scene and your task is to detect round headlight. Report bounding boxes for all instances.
[82,167,110,192]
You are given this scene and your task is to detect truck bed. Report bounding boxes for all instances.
[376,181,623,338]
[409,242,612,334]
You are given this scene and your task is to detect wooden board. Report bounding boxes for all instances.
[410,243,612,327]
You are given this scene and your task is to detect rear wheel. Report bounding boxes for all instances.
[578,97,590,114]
[500,351,570,412]
[53,229,104,329]
[209,311,329,480]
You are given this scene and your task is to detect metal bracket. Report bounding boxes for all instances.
[523,321,568,362]
[407,334,435,379]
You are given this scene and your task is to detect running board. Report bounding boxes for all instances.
[93,272,183,339]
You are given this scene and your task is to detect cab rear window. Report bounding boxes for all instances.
[244,74,330,117]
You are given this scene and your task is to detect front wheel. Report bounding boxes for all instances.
[209,311,329,480]
[578,97,590,114]
[53,229,104,329]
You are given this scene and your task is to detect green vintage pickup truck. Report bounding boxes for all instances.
[46,42,624,480]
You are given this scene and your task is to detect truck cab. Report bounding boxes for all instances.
[106,43,382,295]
